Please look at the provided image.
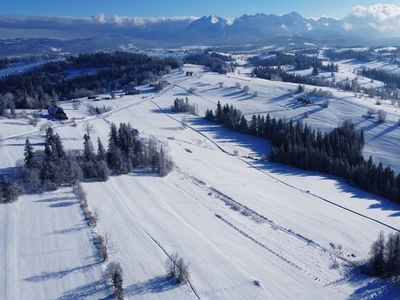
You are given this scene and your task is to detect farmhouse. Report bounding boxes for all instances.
[122,85,141,95]
[48,105,68,120]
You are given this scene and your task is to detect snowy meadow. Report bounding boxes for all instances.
[1,60,400,299]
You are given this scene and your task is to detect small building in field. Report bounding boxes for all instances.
[48,106,68,120]
[122,85,141,95]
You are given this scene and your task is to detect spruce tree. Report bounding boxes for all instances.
[24,138,34,168]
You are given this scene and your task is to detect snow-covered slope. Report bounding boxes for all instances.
[1,64,400,299]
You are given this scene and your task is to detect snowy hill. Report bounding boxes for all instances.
[1,63,400,299]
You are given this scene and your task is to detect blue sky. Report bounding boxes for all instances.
[0,1,389,19]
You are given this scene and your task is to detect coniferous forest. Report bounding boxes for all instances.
[205,101,400,204]
[0,51,181,110]
[1,123,173,203]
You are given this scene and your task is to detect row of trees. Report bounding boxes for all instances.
[205,101,400,204]
[0,51,180,110]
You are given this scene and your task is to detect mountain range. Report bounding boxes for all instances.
[1,7,400,56]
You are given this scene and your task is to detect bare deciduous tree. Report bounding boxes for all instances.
[96,232,114,262]
[83,122,96,138]
[166,252,190,284]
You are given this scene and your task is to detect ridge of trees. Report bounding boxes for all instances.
[205,101,400,204]
[0,51,180,111]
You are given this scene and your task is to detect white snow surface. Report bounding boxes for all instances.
[1,64,400,299]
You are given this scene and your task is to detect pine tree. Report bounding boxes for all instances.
[24,138,34,167]
[97,137,107,161]
[370,231,386,276]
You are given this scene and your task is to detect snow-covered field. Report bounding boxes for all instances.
[1,63,400,299]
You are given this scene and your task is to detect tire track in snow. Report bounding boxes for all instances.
[214,214,322,282]
[106,182,201,300]
[172,166,356,287]
[139,227,201,300]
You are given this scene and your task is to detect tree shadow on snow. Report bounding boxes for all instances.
[46,223,87,236]
[188,117,270,158]
[347,275,400,300]
[124,275,178,297]
[252,161,400,215]
[223,90,243,98]
[57,278,110,300]
[24,263,99,283]
[34,196,77,203]
[48,200,79,208]
[370,123,398,141]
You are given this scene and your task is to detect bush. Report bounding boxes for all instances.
[0,177,22,203]
[322,98,330,108]
[377,109,387,123]
[367,108,375,118]
[166,252,190,284]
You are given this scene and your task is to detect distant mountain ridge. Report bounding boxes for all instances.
[1,8,400,56]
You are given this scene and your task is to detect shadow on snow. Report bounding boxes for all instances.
[124,275,178,297]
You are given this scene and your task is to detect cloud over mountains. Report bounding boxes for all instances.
[345,4,400,35]
[0,4,399,42]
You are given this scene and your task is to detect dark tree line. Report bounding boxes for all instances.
[249,52,324,70]
[326,49,373,61]
[253,65,320,85]
[0,54,60,69]
[205,101,400,204]
[361,67,400,91]
[1,122,173,202]
[183,51,235,73]
[0,51,180,110]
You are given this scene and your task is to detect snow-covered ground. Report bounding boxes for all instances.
[1,63,400,299]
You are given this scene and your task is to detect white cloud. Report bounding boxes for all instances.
[345,4,400,35]
[92,13,107,23]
